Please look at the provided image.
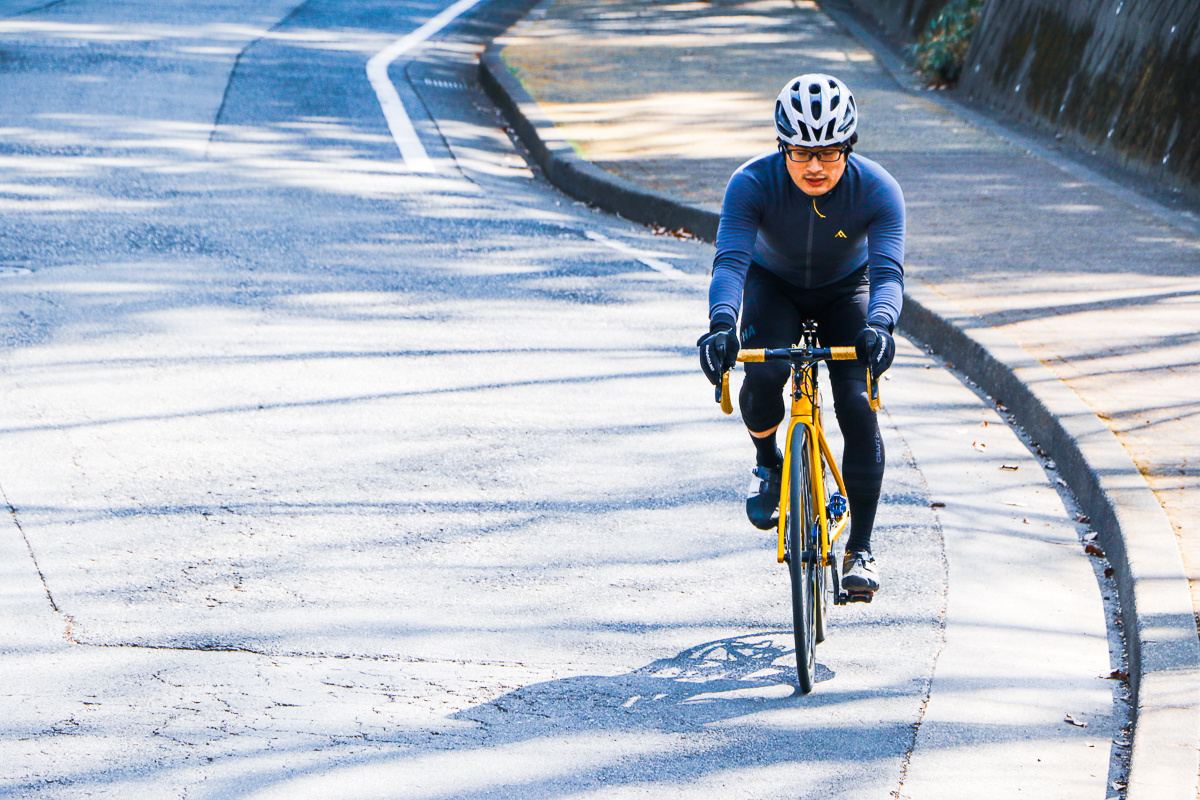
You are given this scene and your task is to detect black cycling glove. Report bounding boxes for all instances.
[855,321,895,376]
[697,314,739,385]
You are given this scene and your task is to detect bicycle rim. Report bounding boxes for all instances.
[787,427,817,693]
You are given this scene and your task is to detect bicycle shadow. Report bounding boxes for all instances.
[451,632,835,738]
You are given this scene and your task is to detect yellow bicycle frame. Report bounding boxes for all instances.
[776,373,850,565]
[734,345,858,565]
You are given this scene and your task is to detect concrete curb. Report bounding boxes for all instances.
[901,286,1200,800]
[478,47,720,242]
[479,40,1200,800]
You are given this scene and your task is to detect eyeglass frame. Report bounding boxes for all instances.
[778,144,851,163]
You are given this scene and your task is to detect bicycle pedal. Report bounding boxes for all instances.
[845,590,874,604]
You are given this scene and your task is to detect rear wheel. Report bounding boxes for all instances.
[787,427,819,693]
[814,525,828,644]
[814,460,834,644]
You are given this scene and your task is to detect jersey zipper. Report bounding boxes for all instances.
[805,205,815,288]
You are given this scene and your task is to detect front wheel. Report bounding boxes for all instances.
[787,427,819,693]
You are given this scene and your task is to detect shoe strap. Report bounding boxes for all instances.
[846,550,875,567]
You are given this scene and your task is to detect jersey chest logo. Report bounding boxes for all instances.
[835,230,847,238]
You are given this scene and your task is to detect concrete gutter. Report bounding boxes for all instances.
[481,42,1200,800]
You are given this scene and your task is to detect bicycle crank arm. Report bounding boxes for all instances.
[828,557,874,604]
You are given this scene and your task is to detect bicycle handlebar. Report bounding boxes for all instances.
[717,346,880,414]
[737,346,858,363]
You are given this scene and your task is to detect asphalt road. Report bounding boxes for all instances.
[0,1,1123,797]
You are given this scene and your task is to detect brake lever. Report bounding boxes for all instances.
[867,364,881,412]
[718,370,733,415]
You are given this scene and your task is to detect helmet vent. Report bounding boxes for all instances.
[775,101,797,138]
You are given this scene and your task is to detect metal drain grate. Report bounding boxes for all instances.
[418,77,471,90]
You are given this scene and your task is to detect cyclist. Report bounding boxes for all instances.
[697,73,904,597]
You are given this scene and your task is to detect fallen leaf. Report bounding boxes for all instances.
[972,441,986,451]
[1106,669,1130,682]
[651,225,696,240]
[1064,714,1087,728]
[1075,513,1091,523]
[930,501,946,508]
[1000,464,1018,471]
[1104,567,1114,578]
[1085,543,1105,557]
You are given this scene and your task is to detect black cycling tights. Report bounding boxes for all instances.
[738,263,883,555]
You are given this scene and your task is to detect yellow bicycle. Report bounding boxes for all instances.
[718,322,881,693]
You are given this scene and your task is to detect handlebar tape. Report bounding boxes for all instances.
[828,346,857,360]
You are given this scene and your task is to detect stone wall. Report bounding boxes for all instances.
[844,0,1200,200]
[958,0,1199,199]
[838,0,955,43]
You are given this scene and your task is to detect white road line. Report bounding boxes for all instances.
[367,0,486,172]
[585,230,704,282]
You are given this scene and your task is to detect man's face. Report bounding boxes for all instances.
[782,145,849,196]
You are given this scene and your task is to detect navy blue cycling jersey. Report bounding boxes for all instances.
[708,150,905,330]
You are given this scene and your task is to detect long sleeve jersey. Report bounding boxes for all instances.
[708,150,906,330]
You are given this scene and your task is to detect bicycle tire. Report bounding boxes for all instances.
[787,426,818,693]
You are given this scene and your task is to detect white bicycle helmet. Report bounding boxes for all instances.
[774,73,857,146]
